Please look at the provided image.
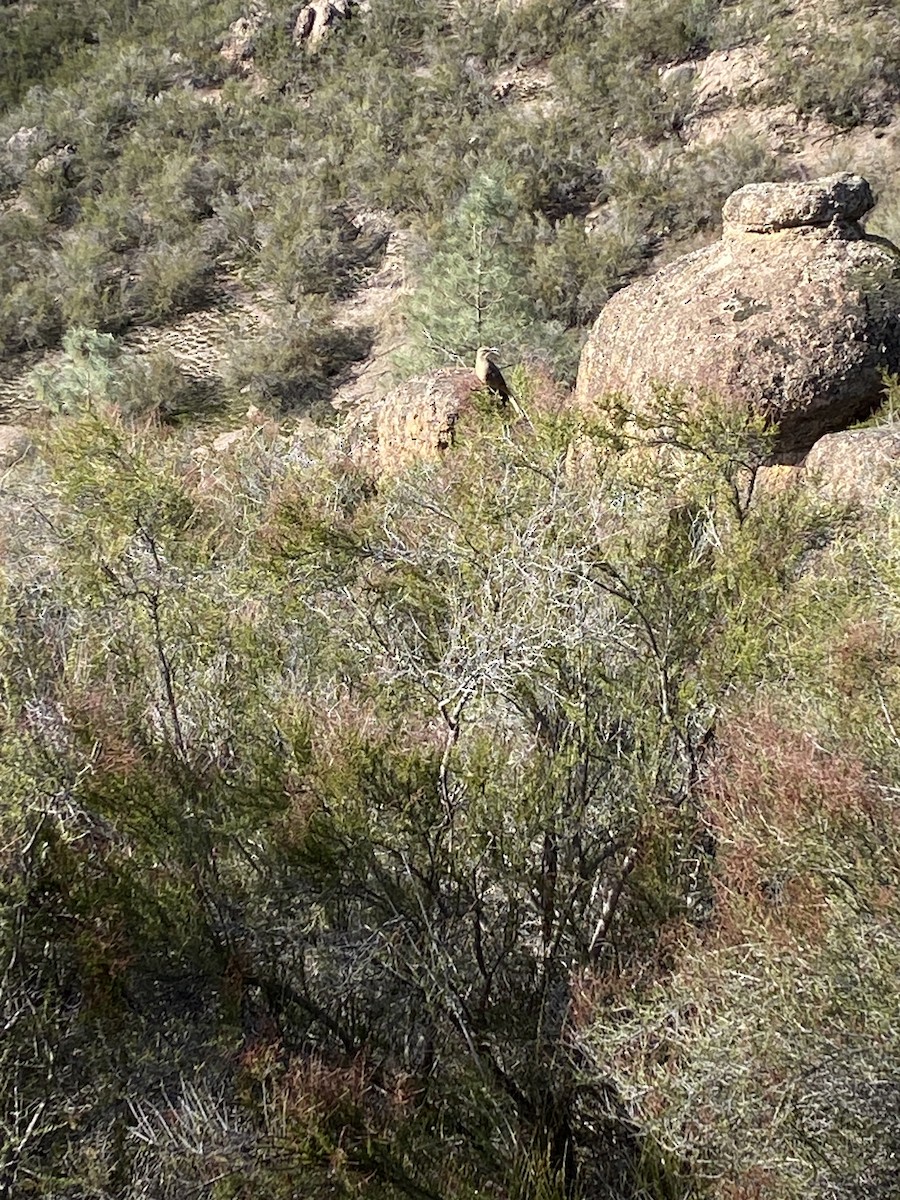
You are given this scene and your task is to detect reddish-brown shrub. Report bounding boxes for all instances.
[700,704,884,940]
[716,1165,780,1199]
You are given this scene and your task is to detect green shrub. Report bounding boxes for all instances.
[129,238,214,324]
[0,274,60,354]
[532,213,643,328]
[117,347,221,423]
[401,169,578,378]
[222,301,373,417]
[0,1,96,111]
[17,151,80,224]
[2,387,837,1196]
[2,386,894,1198]
[3,3,900,1196]
[617,0,724,63]
[29,325,121,413]
[54,226,130,332]
[762,7,900,129]
[258,191,389,304]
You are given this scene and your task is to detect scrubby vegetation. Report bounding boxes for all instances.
[3,365,900,1198]
[4,0,896,403]
[4,0,900,1197]
[0,0,806,403]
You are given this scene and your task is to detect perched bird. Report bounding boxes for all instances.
[474,346,529,422]
[475,346,514,405]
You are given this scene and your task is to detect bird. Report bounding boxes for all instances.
[475,346,513,403]
[472,348,513,403]
[474,346,529,421]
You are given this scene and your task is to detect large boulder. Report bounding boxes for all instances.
[575,174,900,460]
[342,368,481,473]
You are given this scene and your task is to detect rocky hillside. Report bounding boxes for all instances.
[3,0,900,428]
[4,5,900,1200]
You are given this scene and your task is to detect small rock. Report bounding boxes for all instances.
[220,7,268,65]
[723,172,875,234]
[0,426,34,468]
[211,429,249,454]
[342,368,481,473]
[33,145,76,178]
[659,62,697,91]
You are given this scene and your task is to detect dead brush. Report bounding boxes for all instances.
[237,1044,412,1149]
[705,705,880,832]
[716,1165,779,1200]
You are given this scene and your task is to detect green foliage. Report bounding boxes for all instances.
[0,391,844,1198]
[0,1,96,111]
[4,1,900,1193]
[258,192,389,304]
[402,170,577,378]
[532,213,641,328]
[602,0,724,68]
[54,227,130,333]
[592,707,900,1199]
[116,347,218,422]
[130,239,215,324]
[31,326,121,413]
[762,6,900,129]
[222,301,374,418]
[0,274,61,354]
[547,0,725,148]
[29,326,223,424]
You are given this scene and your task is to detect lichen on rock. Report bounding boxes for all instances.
[803,426,900,502]
[722,173,875,233]
[575,173,900,460]
[342,367,481,474]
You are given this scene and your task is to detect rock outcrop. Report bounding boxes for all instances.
[5,126,42,159]
[722,175,876,232]
[803,426,900,502]
[343,368,481,474]
[292,0,364,49]
[575,174,900,460]
[220,7,268,66]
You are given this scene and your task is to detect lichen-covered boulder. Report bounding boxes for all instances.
[722,174,875,232]
[803,426,900,502]
[342,368,480,473]
[575,174,900,460]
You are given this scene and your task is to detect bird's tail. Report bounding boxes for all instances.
[507,388,533,428]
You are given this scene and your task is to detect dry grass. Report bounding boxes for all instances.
[585,686,900,1199]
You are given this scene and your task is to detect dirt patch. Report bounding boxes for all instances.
[328,213,415,413]
[0,284,281,422]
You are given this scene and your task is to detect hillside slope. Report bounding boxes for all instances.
[3,4,900,1200]
[3,0,900,422]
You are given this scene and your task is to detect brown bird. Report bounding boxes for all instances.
[475,346,514,405]
[474,346,530,423]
